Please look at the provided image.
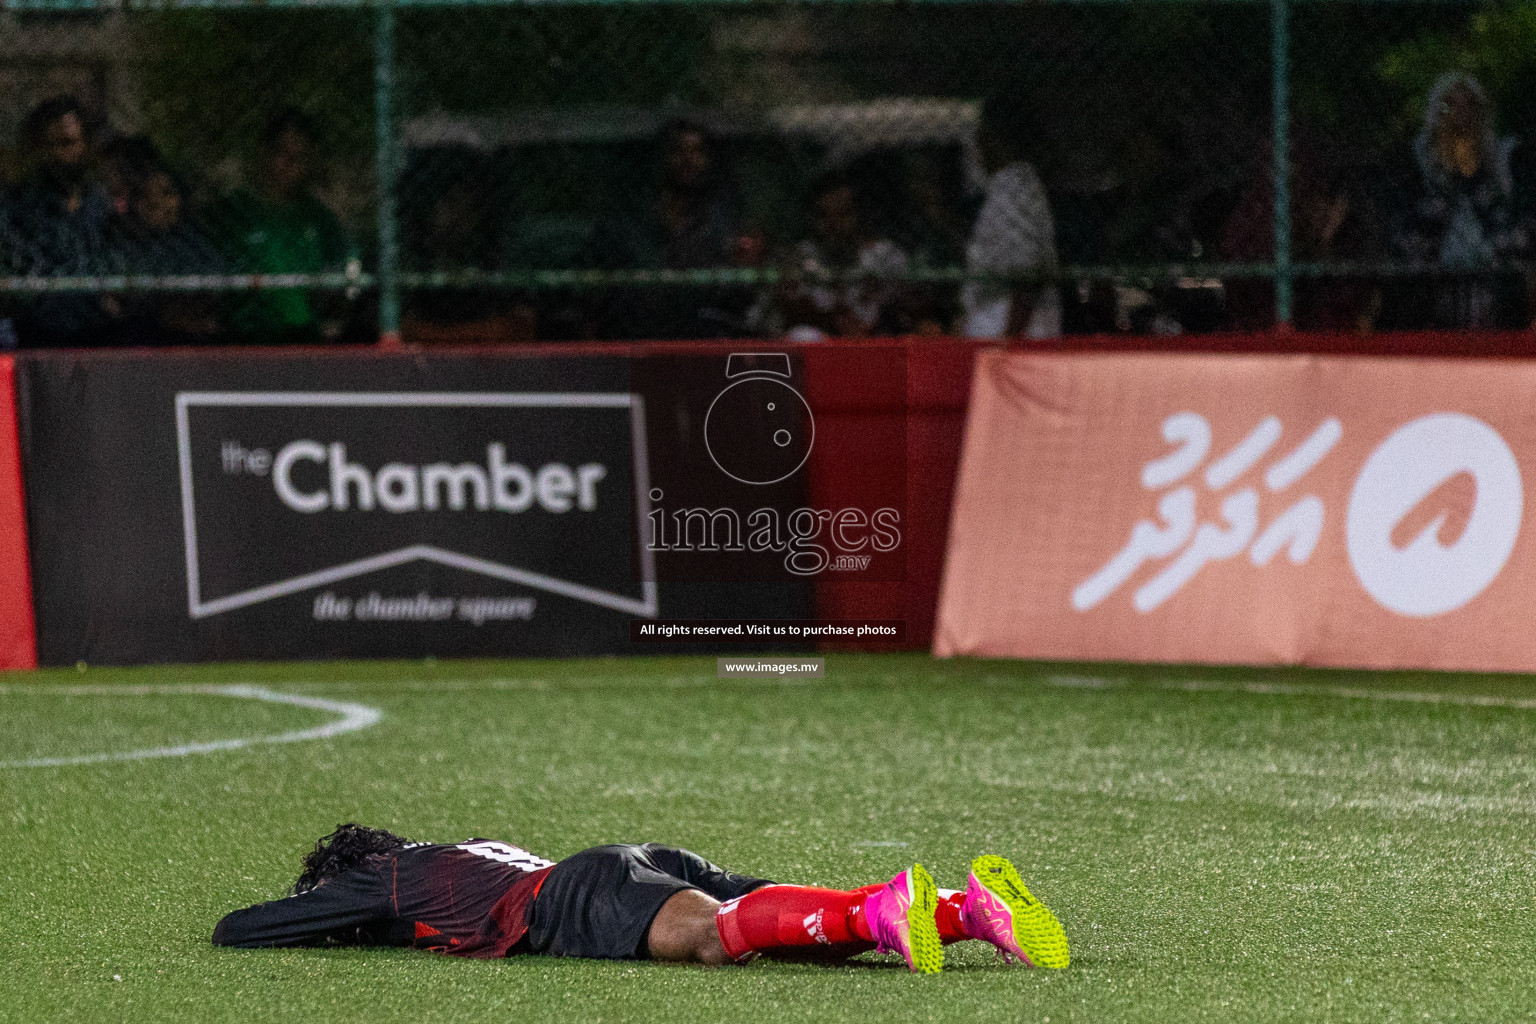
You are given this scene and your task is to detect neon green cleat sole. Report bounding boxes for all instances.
[866,862,943,973]
[905,863,944,975]
[967,855,1070,968]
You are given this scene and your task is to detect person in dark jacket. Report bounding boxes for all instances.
[2,96,115,347]
[106,151,228,345]
[591,119,749,339]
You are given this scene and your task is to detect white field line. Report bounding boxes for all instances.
[1042,674,1536,710]
[0,684,382,768]
[308,672,1536,709]
[4,670,1524,770]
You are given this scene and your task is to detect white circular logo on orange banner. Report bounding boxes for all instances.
[1346,413,1523,617]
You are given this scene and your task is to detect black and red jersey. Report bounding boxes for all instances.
[212,840,554,958]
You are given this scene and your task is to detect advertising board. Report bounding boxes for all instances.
[17,351,808,665]
[937,350,1536,671]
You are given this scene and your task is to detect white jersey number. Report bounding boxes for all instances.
[456,841,554,870]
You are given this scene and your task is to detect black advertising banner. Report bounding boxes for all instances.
[17,351,809,665]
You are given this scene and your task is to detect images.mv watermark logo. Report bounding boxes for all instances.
[645,353,903,578]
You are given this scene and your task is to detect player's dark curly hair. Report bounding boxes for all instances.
[293,824,414,895]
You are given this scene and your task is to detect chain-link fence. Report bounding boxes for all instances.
[0,0,1531,347]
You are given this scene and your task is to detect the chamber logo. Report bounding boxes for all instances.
[265,441,606,515]
[176,391,657,620]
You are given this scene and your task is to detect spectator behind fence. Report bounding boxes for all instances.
[772,172,911,339]
[1388,73,1532,330]
[401,152,536,344]
[1519,137,1536,317]
[897,150,972,270]
[2,96,115,347]
[207,108,352,344]
[99,135,162,219]
[886,149,967,333]
[1054,124,1213,335]
[107,149,228,346]
[1221,135,1383,333]
[592,119,748,339]
[960,91,1061,340]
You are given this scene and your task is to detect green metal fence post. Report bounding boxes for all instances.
[374,0,402,348]
[1271,0,1292,328]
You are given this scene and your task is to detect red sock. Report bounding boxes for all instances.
[936,889,971,945]
[716,885,878,960]
[841,883,884,944]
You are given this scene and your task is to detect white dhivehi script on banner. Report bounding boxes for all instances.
[1074,411,1521,619]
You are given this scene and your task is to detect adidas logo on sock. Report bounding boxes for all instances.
[802,909,830,944]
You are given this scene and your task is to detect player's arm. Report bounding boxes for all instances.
[212,869,390,948]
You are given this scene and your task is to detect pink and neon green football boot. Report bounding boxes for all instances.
[962,855,1070,967]
[862,863,943,974]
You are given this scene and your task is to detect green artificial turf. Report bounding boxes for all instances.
[3,654,1535,1023]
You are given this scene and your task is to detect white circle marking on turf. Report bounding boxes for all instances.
[0,684,383,768]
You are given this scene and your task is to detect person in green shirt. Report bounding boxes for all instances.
[208,108,353,344]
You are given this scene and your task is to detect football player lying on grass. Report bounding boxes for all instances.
[212,824,1069,973]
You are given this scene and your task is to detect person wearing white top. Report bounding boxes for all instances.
[775,174,912,340]
[961,97,1062,340]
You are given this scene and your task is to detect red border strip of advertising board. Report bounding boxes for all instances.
[0,356,37,669]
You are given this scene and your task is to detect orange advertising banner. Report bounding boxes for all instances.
[935,349,1536,671]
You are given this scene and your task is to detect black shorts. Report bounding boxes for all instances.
[524,843,771,960]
